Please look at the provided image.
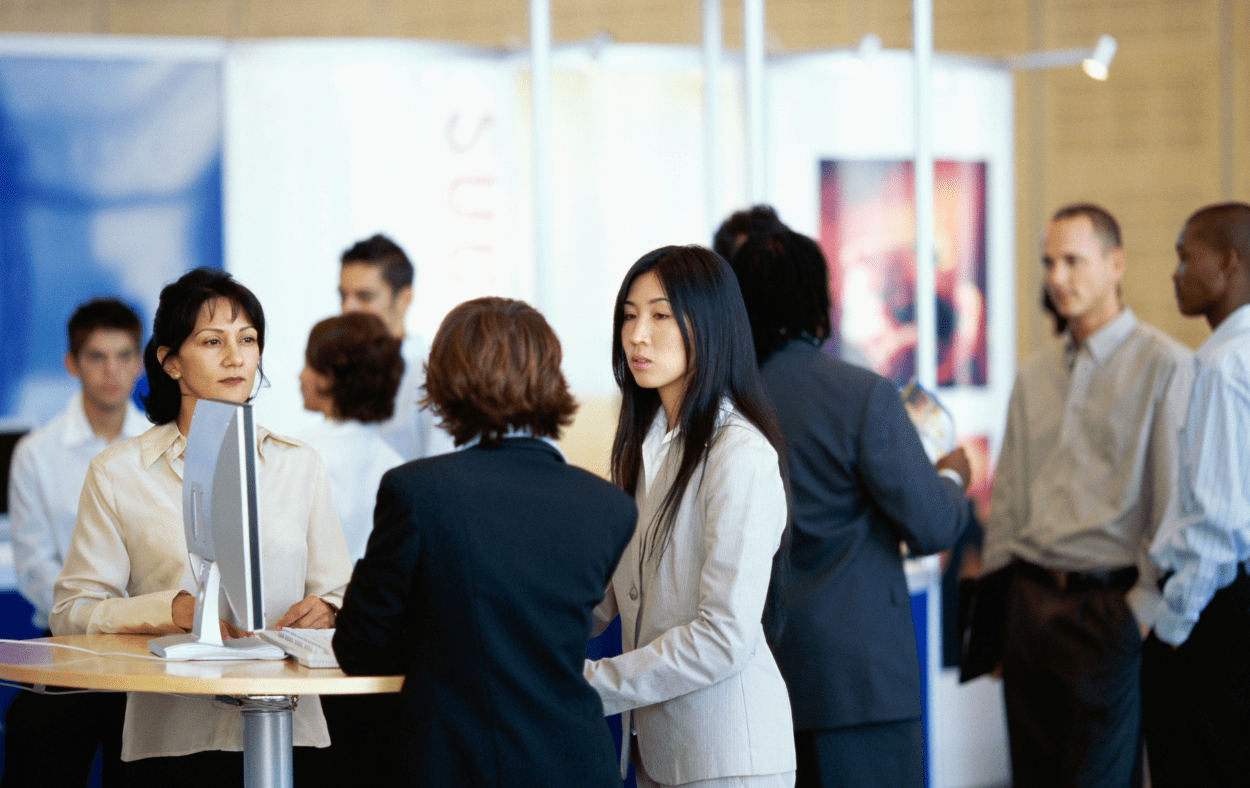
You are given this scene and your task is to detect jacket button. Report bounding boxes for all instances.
[629,586,638,601]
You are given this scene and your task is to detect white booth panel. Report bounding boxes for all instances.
[225,40,523,437]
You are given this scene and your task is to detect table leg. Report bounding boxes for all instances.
[239,695,296,788]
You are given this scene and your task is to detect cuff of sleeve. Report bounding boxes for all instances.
[1125,584,1162,633]
[938,468,965,490]
[585,656,633,717]
[1152,607,1196,647]
[146,589,190,635]
[72,588,186,636]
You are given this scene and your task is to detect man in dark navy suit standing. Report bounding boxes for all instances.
[725,219,970,788]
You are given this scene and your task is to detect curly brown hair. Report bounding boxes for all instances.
[422,297,577,447]
[305,313,403,424]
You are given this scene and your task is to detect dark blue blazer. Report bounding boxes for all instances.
[333,438,637,787]
[763,340,968,730]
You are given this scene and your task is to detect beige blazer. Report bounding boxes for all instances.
[586,406,795,785]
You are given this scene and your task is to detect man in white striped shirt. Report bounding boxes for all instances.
[1144,201,1250,788]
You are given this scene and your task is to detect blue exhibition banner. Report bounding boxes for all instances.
[0,44,223,426]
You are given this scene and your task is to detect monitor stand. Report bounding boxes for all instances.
[150,559,284,661]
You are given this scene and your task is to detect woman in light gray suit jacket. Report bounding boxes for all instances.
[585,245,796,788]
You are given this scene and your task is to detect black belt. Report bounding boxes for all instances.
[1015,560,1138,593]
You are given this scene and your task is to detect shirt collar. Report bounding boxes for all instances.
[121,403,150,439]
[643,408,678,451]
[138,418,291,470]
[1202,303,1250,360]
[1066,306,1137,365]
[458,428,565,461]
[60,392,97,448]
[60,394,148,449]
[642,399,738,453]
[139,422,184,470]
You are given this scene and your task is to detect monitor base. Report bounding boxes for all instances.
[149,634,285,661]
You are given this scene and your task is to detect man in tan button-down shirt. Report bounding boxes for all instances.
[983,203,1193,788]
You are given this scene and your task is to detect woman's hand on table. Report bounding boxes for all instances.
[274,596,337,630]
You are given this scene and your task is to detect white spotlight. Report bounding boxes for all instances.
[1082,35,1117,80]
[1005,34,1118,80]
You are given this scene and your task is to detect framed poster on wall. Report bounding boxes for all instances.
[818,159,988,388]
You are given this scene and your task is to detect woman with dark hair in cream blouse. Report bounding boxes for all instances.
[52,267,350,783]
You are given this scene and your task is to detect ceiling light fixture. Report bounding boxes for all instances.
[1005,34,1118,80]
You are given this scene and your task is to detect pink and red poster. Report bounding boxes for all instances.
[819,160,987,388]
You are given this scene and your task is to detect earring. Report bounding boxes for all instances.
[171,373,180,380]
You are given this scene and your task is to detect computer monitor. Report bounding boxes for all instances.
[150,399,282,660]
[0,428,31,517]
[1,428,30,547]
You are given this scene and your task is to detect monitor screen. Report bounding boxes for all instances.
[0,430,30,516]
[183,398,265,632]
[149,399,283,660]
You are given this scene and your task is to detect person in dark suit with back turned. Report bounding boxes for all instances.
[332,296,637,787]
[726,223,971,788]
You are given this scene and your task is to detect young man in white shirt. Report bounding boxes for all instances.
[1144,202,1250,787]
[3,297,148,787]
[338,234,453,462]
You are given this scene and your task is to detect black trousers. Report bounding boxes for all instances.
[317,693,401,784]
[794,719,923,788]
[0,688,126,787]
[1001,571,1143,788]
[1141,569,1250,788]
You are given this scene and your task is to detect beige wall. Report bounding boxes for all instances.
[4,0,1245,473]
[4,0,1240,350]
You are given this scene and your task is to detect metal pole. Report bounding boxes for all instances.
[530,0,554,310]
[912,6,939,783]
[913,0,937,391]
[702,0,723,235]
[1220,0,1234,199]
[240,696,295,788]
[743,0,765,203]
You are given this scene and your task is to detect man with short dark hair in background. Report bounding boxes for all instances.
[983,204,1194,788]
[726,220,971,788]
[3,297,148,787]
[338,233,453,461]
[1144,202,1250,787]
[712,204,785,263]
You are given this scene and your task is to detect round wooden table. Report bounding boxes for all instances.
[0,634,402,788]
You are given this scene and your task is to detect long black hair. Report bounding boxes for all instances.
[141,267,267,425]
[610,245,789,565]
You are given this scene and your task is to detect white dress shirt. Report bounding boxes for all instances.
[1152,304,1250,645]
[378,335,456,462]
[7,393,148,630]
[50,421,351,761]
[301,418,403,563]
[984,308,1194,628]
[585,403,795,785]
